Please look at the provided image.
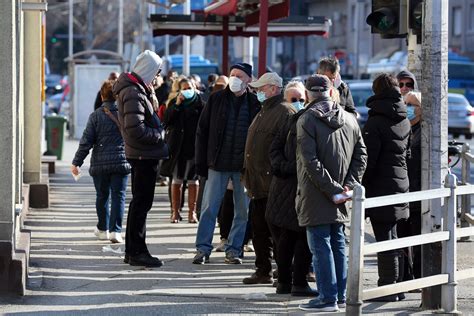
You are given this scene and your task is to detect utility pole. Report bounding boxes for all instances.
[182,0,191,76]
[118,0,123,56]
[68,0,73,57]
[87,0,93,50]
[420,0,449,309]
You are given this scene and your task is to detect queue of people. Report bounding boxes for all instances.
[71,49,423,313]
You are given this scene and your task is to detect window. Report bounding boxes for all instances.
[452,7,462,36]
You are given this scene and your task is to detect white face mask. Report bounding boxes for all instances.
[229,76,244,93]
[333,72,342,89]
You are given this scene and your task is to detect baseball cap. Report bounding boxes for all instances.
[248,72,283,88]
[305,74,332,92]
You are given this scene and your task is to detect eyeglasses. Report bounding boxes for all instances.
[291,98,305,103]
[399,82,414,88]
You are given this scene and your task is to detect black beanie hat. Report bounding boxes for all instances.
[230,62,253,78]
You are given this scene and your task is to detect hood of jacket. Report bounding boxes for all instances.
[306,99,345,130]
[366,87,407,122]
[397,70,418,91]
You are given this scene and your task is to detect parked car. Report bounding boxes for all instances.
[346,80,373,127]
[45,74,64,96]
[448,93,474,139]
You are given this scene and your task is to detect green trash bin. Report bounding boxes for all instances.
[45,114,67,160]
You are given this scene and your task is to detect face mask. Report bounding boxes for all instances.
[181,89,195,99]
[292,101,305,112]
[333,72,342,89]
[257,91,267,103]
[406,105,416,121]
[229,76,244,93]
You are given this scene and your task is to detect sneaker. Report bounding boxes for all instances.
[94,227,109,240]
[192,250,209,264]
[224,252,242,264]
[215,239,227,252]
[337,300,346,309]
[129,253,163,268]
[306,271,316,282]
[299,299,339,312]
[291,284,319,297]
[243,244,254,252]
[242,273,273,285]
[109,232,123,244]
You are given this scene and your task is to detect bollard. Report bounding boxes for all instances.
[346,185,365,316]
[441,174,459,313]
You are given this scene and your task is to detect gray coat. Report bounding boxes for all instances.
[295,99,367,227]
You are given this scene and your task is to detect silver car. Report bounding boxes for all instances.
[346,80,373,127]
[448,93,474,139]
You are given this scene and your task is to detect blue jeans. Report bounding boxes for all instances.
[195,169,249,255]
[306,223,347,303]
[93,173,128,233]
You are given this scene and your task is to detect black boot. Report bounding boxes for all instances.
[369,252,399,302]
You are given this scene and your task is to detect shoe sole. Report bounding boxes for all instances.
[224,259,242,264]
[192,258,210,264]
[242,280,273,285]
[129,261,163,268]
[110,239,122,244]
[298,305,339,312]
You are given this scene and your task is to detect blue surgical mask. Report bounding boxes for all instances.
[406,105,416,120]
[292,101,305,112]
[181,89,195,99]
[257,91,267,103]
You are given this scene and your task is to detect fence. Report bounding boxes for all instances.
[460,143,474,239]
[346,173,474,315]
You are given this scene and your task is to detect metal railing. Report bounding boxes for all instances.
[346,173,474,315]
[460,143,474,240]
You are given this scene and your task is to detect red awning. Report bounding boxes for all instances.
[204,0,238,16]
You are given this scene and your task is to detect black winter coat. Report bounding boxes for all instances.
[195,87,260,178]
[266,110,305,232]
[362,87,411,223]
[113,72,168,160]
[160,94,204,177]
[339,81,357,115]
[72,101,131,176]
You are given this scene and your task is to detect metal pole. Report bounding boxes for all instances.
[346,185,365,316]
[243,37,253,67]
[258,0,269,77]
[87,0,93,50]
[68,0,73,57]
[461,143,471,241]
[118,0,123,56]
[354,0,363,79]
[441,174,458,313]
[182,0,191,76]
[420,0,449,309]
[222,16,229,76]
[165,2,169,58]
[139,0,145,51]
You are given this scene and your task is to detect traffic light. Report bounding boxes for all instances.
[366,0,408,39]
[409,0,423,37]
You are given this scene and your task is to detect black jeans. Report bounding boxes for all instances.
[269,223,312,286]
[250,198,273,276]
[218,189,252,244]
[126,159,159,256]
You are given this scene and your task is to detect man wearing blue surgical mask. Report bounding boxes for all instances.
[241,72,296,285]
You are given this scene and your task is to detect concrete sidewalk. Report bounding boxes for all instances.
[0,138,473,315]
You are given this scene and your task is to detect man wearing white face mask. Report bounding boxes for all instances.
[241,72,295,285]
[194,63,260,265]
[317,57,357,115]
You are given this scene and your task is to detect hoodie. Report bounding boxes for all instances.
[295,99,367,227]
[397,70,419,91]
[132,50,163,85]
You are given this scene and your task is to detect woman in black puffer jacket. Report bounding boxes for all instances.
[362,73,411,301]
[72,80,131,244]
[160,78,204,223]
[265,81,315,296]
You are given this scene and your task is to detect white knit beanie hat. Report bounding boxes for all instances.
[132,50,163,85]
